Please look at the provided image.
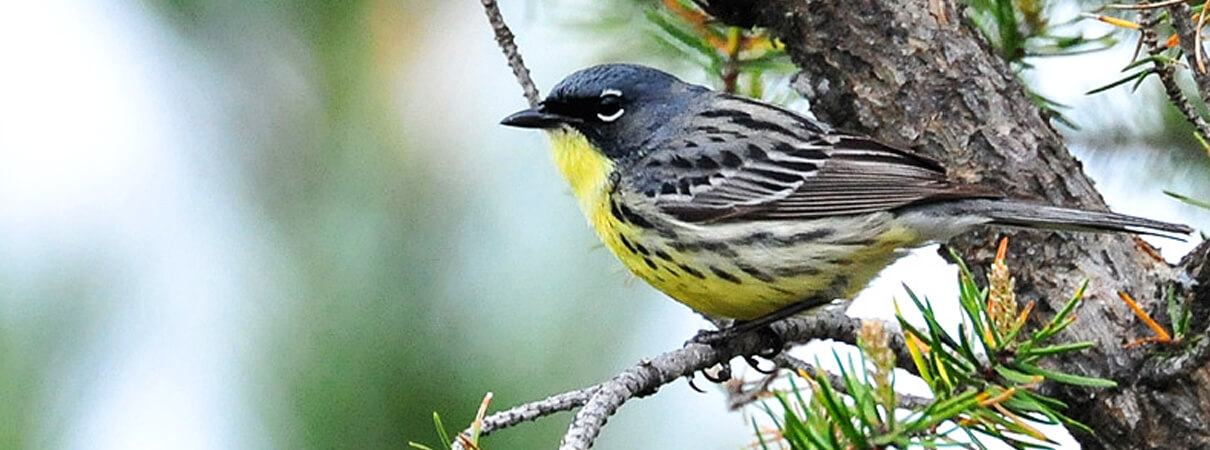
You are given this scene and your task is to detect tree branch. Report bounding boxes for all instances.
[450,307,913,450]
[450,387,596,450]
[480,0,540,108]
[1169,2,1210,108]
[1140,7,1210,143]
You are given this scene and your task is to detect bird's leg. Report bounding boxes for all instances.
[690,297,831,347]
[684,299,829,385]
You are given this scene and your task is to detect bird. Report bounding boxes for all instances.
[500,63,1191,338]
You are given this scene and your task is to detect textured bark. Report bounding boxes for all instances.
[699,1,1210,448]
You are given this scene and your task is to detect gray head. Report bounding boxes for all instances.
[501,64,709,160]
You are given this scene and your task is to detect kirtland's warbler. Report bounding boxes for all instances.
[501,63,1191,330]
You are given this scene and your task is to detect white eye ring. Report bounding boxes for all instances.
[597,108,625,122]
[597,89,624,122]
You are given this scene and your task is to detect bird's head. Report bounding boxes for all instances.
[501,64,706,161]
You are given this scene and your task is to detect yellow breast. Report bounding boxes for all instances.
[544,128,792,319]
[543,128,924,320]
[545,128,649,270]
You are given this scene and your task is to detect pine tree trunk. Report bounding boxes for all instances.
[699,0,1210,448]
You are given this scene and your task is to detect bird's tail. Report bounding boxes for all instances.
[950,198,1193,239]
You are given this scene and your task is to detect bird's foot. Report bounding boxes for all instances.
[684,323,784,392]
[687,361,733,393]
[687,321,785,356]
[687,327,732,346]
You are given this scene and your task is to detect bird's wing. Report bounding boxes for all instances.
[629,97,999,222]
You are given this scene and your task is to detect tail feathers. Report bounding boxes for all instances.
[963,199,1193,239]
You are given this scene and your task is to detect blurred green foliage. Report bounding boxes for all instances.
[140,0,623,447]
[0,265,111,448]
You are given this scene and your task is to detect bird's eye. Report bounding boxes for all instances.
[597,91,624,122]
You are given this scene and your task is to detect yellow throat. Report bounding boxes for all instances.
[543,128,653,301]
[546,129,616,223]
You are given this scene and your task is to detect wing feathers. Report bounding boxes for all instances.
[628,94,999,223]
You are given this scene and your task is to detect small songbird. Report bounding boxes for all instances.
[501,63,1190,334]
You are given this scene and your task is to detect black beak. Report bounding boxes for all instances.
[500,106,570,129]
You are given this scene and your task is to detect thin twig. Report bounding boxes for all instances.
[1139,7,1210,143]
[450,387,598,450]
[480,0,541,107]
[1194,1,1210,72]
[1169,3,1210,106]
[450,307,915,450]
[1108,0,1200,10]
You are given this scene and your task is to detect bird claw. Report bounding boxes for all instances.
[686,361,733,393]
[686,375,707,393]
[684,322,785,391]
[743,355,778,375]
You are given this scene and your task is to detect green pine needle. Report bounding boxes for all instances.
[1165,190,1210,211]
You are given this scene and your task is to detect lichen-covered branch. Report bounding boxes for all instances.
[450,307,911,450]
[449,387,596,450]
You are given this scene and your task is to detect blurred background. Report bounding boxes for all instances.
[0,0,1205,449]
